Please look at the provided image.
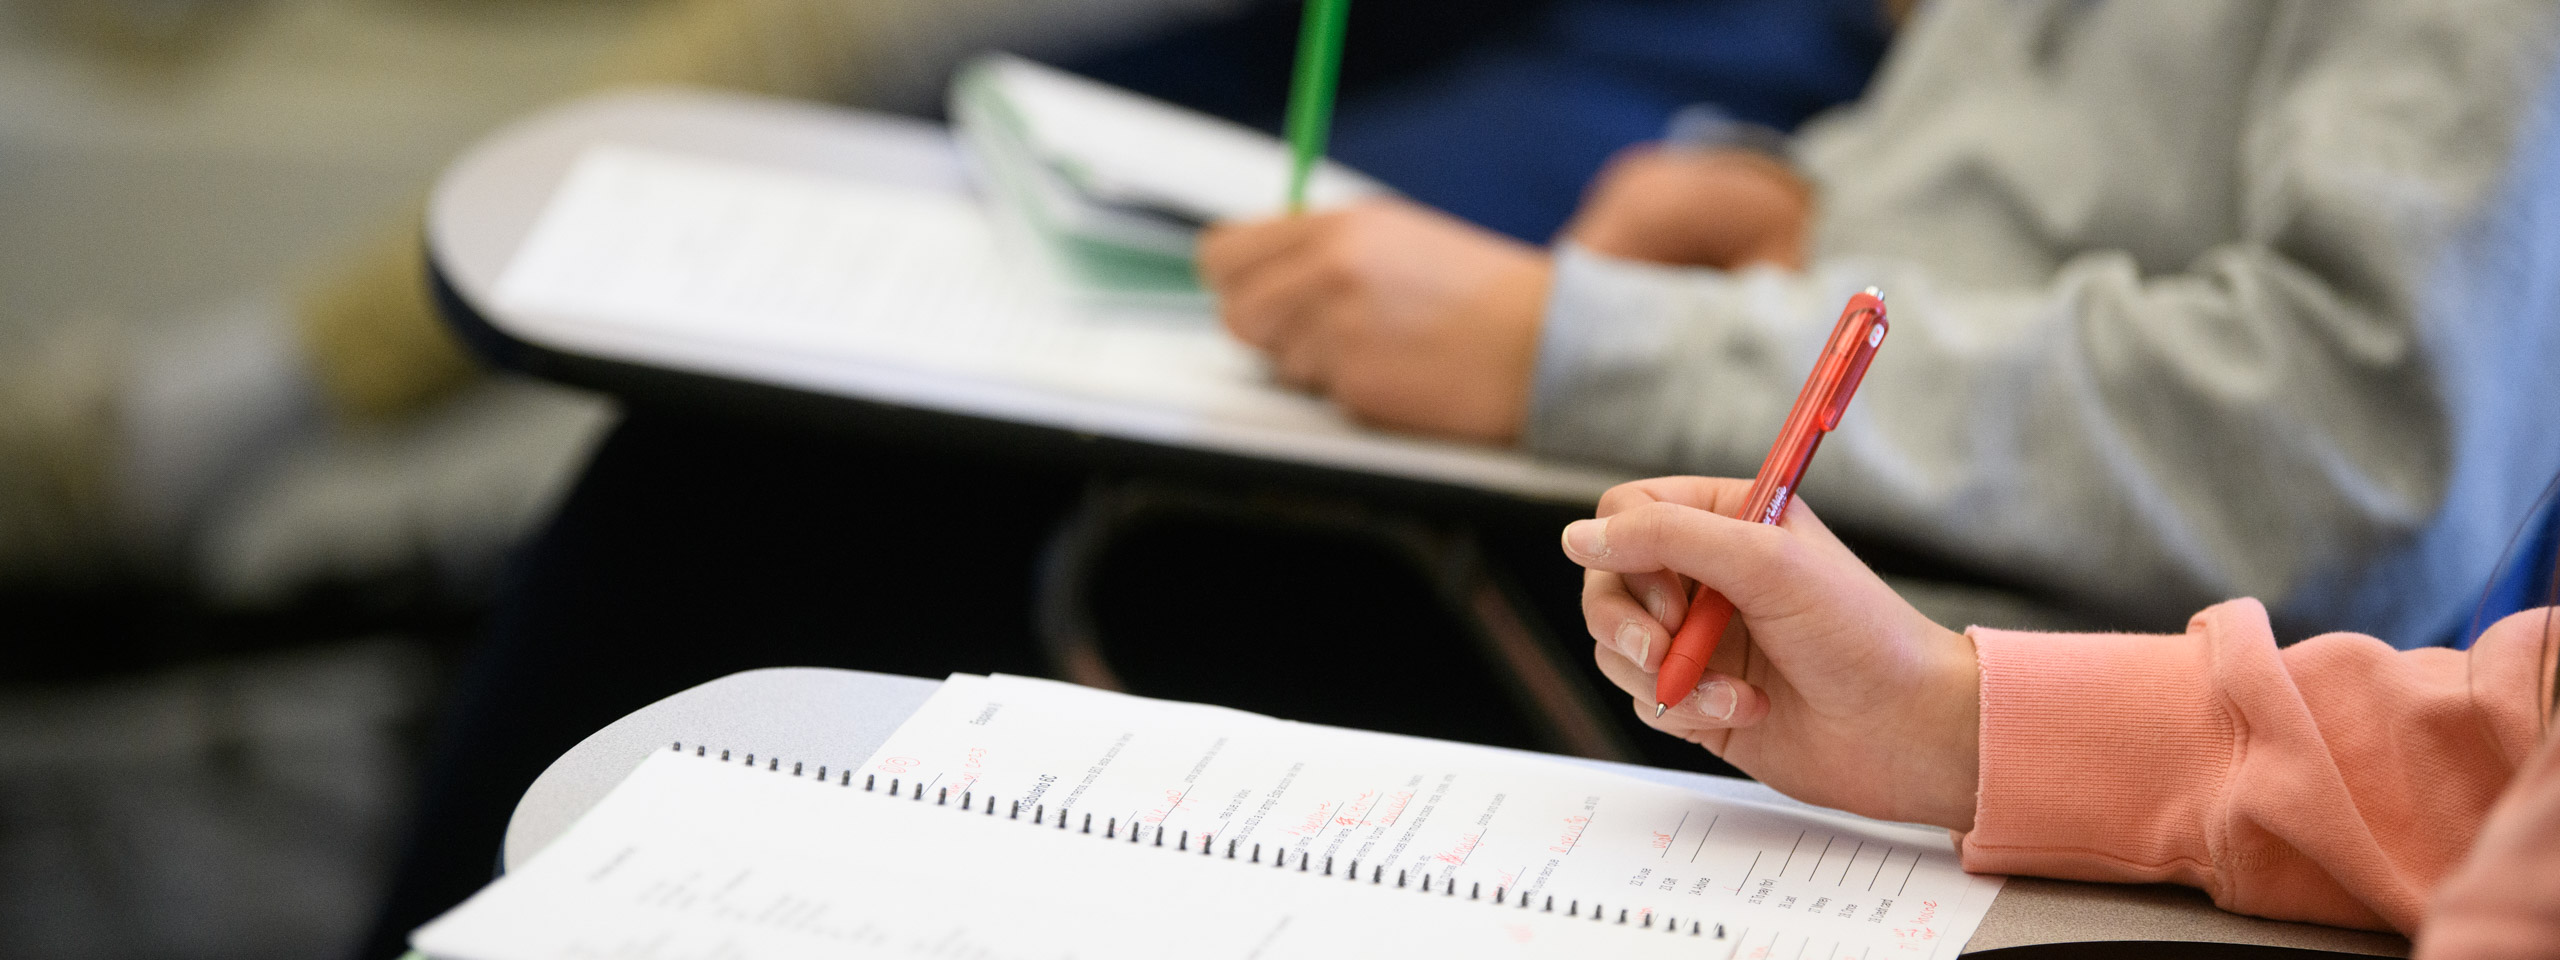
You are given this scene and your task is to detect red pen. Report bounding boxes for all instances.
[1653,288,1888,717]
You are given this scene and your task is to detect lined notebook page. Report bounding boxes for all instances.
[850,674,2004,960]
[415,674,2003,958]
[414,749,1728,960]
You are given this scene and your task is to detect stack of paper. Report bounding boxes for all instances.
[949,54,1389,304]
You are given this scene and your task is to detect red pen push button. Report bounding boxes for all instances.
[1820,298,1887,431]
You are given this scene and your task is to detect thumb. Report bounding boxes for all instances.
[1649,670,1770,736]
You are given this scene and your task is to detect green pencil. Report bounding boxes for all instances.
[1283,0,1351,214]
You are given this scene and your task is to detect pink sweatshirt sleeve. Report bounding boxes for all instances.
[1957,600,2556,934]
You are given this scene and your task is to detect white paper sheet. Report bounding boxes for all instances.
[494,144,1264,412]
[846,674,2006,959]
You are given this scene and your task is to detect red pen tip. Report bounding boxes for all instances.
[1653,702,1667,719]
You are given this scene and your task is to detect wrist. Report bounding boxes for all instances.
[1482,257,1552,443]
[1908,624,1983,832]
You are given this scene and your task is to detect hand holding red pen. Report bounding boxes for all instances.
[1557,289,1984,831]
[1648,288,1888,716]
[1561,477,1984,832]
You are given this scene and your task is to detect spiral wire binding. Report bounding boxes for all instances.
[669,743,1731,941]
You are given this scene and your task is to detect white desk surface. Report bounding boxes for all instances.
[504,668,2410,956]
[427,88,1633,505]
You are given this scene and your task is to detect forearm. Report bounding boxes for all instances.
[1956,602,2554,933]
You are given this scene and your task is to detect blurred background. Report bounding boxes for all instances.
[0,0,1890,955]
[0,1,634,956]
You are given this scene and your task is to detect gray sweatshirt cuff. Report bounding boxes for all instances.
[1525,245,1778,474]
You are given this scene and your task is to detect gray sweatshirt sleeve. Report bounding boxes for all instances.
[1524,2,2560,641]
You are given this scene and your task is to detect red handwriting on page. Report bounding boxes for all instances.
[1549,815,1591,855]
[1287,801,1336,836]
[1432,832,1482,867]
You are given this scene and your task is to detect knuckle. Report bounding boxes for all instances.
[1743,527,1810,589]
[1318,229,1368,271]
[1314,253,1361,290]
[1613,503,1682,559]
[1595,482,1652,516]
[1227,304,1278,345]
[1579,575,1625,613]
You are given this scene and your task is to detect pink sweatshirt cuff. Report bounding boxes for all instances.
[1958,612,2239,891]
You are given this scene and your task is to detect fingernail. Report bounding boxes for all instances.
[1562,518,1608,558]
[1614,621,1650,665]
[1697,681,1736,722]
[1643,586,1673,625]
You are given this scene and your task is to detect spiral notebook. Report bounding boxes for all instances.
[411,674,2003,959]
